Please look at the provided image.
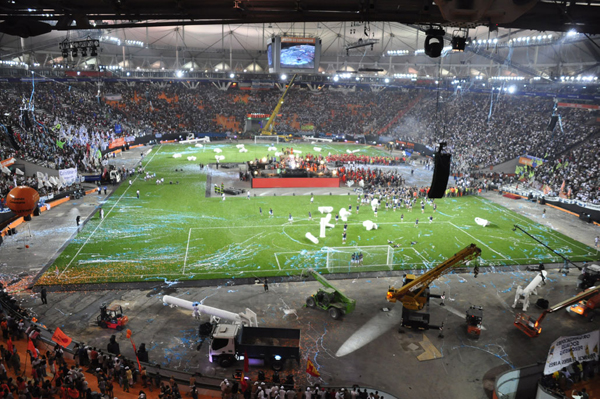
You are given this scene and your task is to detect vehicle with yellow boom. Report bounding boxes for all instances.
[258,74,297,139]
[386,244,482,330]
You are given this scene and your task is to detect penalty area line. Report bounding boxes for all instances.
[182,228,193,274]
[449,222,509,260]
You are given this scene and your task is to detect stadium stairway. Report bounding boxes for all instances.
[551,129,600,162]
[5,125,21,152]
[376,92,425,136]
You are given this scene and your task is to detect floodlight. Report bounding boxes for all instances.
[451,30,468,52]
[425,27,445,58]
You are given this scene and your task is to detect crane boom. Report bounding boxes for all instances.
[260,74,297,136]
[387,244,482,310]
[515,285,600,337]
[302,268,355,305]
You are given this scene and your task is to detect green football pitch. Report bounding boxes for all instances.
[38,142,599,285]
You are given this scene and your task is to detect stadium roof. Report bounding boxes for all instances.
[0,1,599,80]
[2,0,600,37]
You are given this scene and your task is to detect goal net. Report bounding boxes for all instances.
[254,135,279,145]
[325,245,394,272]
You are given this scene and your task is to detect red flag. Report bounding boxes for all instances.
[306,358,320,377]
[7,338,13,354]
[51,327,72,347]
[28,339,38,358]
[239,350,249,392]
[240,373,248,393]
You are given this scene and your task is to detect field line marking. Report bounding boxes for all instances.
[182,228,192,274]
[479,197,593,254]
[60,145,163,278]
[275,255,282,271]
[187,220,452,230]
[449,222,509,260]
[411,248,429,263]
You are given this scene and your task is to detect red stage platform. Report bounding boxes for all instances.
[251,177,340,188]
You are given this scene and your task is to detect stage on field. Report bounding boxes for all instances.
[251,177,339,188]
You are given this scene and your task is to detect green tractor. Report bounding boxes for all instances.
[302,268,356,320]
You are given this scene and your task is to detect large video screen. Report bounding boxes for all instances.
[267,43,273,67]
[279,38,316,69]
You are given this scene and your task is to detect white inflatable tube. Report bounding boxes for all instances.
[163,295,258,326]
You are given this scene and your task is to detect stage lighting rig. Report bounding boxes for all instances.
[59,37,100,60]
[451,29,468,52]
[345,38,379,52]
[424,26,445,58]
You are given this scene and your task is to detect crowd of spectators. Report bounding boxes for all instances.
[394,91,597,171]
[532,136,600,203]
[539,361,597,398]
[325,154,405,166]
[234,381,383,399]
[0,81,597,203]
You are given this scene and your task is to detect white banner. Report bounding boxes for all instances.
[544,330,599,375]
[59,167,78,186]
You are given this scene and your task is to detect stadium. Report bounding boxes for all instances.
[0,3,599,399]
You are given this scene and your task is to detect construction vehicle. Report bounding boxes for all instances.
[466,306,483,338]
[97,304,129,330]
[163,295,300,371]
[208,324,300,370]
[566,288,600,320]
[302,268,356,319]
[259,74,297,136]
[386,243,482,330]
[514,285,600,337]
[577,264,600,290]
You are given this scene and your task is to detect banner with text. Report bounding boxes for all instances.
[109,138,125,149]
[281,37,316,44]
[59,167,78,186]
[544,330,599,375]
[519,155,545,168]
[557,102,600,110]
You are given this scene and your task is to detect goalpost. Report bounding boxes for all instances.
[254,135,280,145]
[325,245,394,272]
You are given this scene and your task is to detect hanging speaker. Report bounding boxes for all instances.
[547,115,558,131]
[428,145,452,199]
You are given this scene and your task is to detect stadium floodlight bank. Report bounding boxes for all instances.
[254,135,280,144]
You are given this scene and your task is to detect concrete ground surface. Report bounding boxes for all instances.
[0,144,599,399]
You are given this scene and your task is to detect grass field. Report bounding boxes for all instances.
[38,142,599,285]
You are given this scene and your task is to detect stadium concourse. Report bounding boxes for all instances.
[0,146,598,399]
